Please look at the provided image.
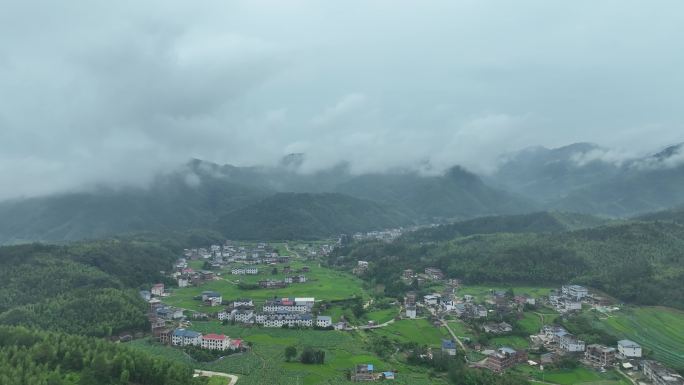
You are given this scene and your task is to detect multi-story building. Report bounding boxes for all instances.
[617,339,642,358]
[559,333,585,353]
[316,316,332,328]
[584,344,616,367]
[201,333,230,351]
[171,329,202,347]
[643,360,684,385]
[151,283,164,296]
[485,347,527,372]
[405,304,417,319]
[561,285,589,301]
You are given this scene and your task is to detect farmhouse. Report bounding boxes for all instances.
[617,339,642,358]
[441,339,457,356]
[263,297,312,313]
[559,333,585,353]
[151,283,164,296]
[562,285,589,300]
[171,329,202,346]
[643,360,684,385]
[425,267,444,280]
[351,364,375,382]
[316,315,333,328]
[584,344,616,367]
[485,347,527,372]
[177,277,189,288]
[483,322,513,334]
[233,298,254,308]
[201,333,230,351]
[259,313,313,328]
[405,305,417,319]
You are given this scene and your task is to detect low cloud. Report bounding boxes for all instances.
[1,0,684,199]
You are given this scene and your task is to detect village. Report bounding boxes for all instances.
[134,239,682,385]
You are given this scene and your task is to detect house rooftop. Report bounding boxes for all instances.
[618,339,640,348]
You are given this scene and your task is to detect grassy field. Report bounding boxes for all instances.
[163,261,369,312]
[515,366,630,385]
[593,306,684,370]
[457,285,553,302]
[489,335,529,349]
[368,319,450,346]
[518,312,544,335]
[129,321,446,385]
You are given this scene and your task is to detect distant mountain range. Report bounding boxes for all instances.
[1,141,684,243]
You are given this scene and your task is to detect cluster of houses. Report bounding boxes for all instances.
[351,228,404,242]
[214,297,336,329]
[350,364,396,382]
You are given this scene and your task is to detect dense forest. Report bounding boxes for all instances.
[332,220,684,309]
[0,325,203,385]
[0,230,224,337]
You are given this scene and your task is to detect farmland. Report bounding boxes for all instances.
[592,306,684,371]
[162,260,369,312]
[130,320,446,385]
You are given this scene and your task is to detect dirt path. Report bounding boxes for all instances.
[194,370,238,385]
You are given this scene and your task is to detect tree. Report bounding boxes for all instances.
[284,346,297,362]
[271,267,278,275]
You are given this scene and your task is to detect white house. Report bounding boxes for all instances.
[562,285,589,301]
[172,329,202,346]
[151,283,164,296]
[424,294,440,306]
[245,267,259,275]
[217,310,230,321]
[618,340,642,358]
[316,316,333,328]
[201,334,230,351]
[233,298,253,308]
[559,334,586,352]
[405,305,417,319]
[231,268,246,275]
[177,277,189,288]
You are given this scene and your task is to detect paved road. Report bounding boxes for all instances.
[194,370,239,385]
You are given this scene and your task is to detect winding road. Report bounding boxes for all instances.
[194,370,238,385]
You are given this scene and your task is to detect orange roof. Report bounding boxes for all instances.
[203,334,226,340]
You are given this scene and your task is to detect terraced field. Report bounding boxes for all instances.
[593,306,684,370]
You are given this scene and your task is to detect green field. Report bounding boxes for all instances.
[489,335,529,349]
[518,312,544,335]
[129,321,447,385]
[163,261,369,312]
[369,319,450,346]
[593,306,684,370]
[515,366,630,385]
[457,285,553,302]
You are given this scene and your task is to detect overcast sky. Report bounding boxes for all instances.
[1,0,684,199]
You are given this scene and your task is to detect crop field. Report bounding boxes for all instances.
[457,285,553,301]
[515,366,630,385]
[489,335,529,349]
[446,320,477,341]
[130,321,446,385]
[163,261,368,312]
[593,306,684,370]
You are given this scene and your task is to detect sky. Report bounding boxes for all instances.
[1,0,684,199]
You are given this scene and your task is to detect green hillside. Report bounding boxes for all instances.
[403,211,609,242]
[217,192,413,240]
[333,221,684,309]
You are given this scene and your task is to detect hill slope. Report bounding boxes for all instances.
[217,192,413,240]
[334,221,684,309]
[402,211,610,242]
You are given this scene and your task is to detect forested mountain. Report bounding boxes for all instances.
[0,169,269,244]
[217,192,413,240]
[0,158,536,243]
[333,221,684,309]
[491,143,684,217]
[334,166,535,220]
[489,143,622,203]
[402,211,610,242]
[636,206,684,224]
[0,326,201,385]
[0,231,219,337]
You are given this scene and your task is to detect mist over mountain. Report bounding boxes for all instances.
[2,140,684,243]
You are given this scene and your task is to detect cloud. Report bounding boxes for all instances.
[1,0,684,199]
